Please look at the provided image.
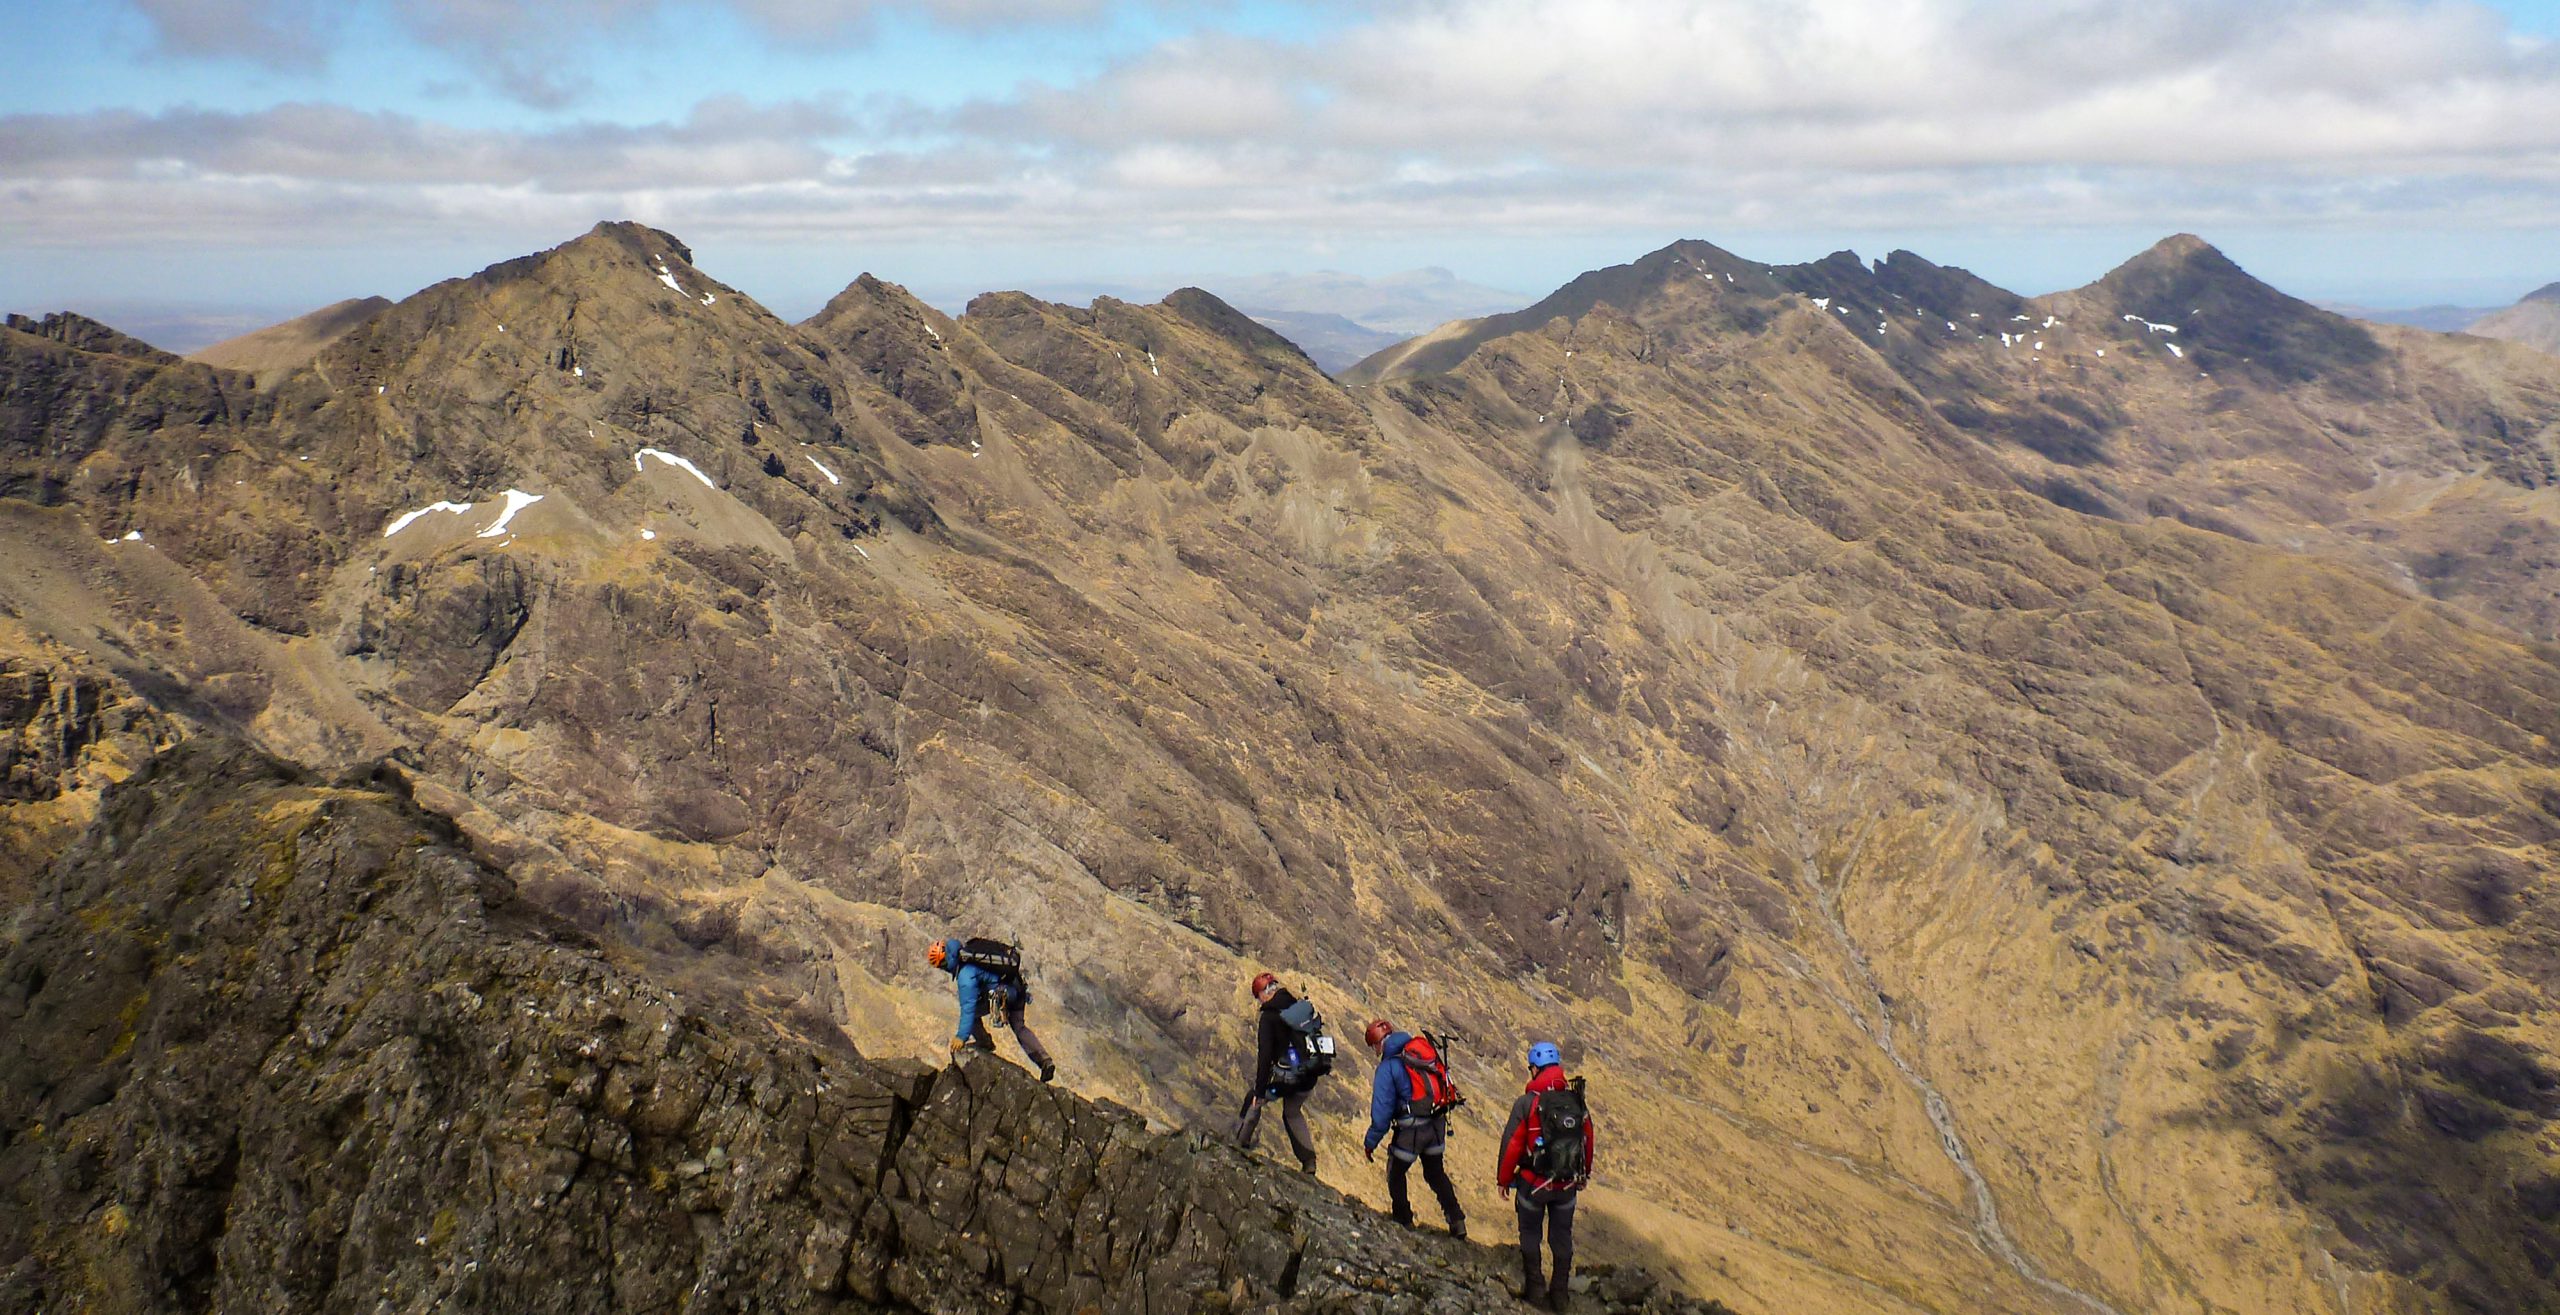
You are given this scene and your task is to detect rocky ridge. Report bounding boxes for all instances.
[0,739,1722,1315]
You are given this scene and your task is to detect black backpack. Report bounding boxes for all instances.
[958,937,1023,981]
[1525,1079,1590,1187]
[1270,998,1336,1087]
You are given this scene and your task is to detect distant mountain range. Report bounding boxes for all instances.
[2321,301,2503,332]
[1232,308,1406,373]
[2325,281,2560,351]
[60,268,2560,382]
[906,267,1527,373]
[1212,266,1529,338]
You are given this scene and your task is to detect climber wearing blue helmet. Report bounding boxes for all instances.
[1496,1040,1595,1311]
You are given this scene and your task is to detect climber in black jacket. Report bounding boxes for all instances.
[1233,971,1329,1173]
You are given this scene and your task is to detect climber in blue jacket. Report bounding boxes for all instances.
[1361,1019,1466,1237]
[929,936,1055,1082]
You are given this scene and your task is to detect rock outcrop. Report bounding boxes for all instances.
[0,740,1723,1315]
[0,629,173,894]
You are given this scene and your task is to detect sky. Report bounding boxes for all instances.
[6,0,2560,348]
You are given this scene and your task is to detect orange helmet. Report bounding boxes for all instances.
[926,940,948,968]
[1364,1019,1394,1050]
[1250,972,1279,999]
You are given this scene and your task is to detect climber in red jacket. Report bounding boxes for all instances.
[1496,1041,1594,1311]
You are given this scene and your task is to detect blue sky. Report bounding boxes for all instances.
[6,0,2560,347]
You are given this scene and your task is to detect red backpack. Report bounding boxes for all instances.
[1395,1033,1466,1121]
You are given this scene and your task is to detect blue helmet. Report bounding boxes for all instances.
[1527,1041,1562,1070]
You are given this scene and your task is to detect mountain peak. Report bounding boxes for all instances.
[574,219,693,266]
[1161,285,1315,367]
[2522,280,2560,305]
[448,221,705,302]
[2080,233,2383,384]
[2147,232,2215,261]
[2097,233,2244,289]
[1646,237,1763,277]
[1343,238,1783,381]
[808,271,938,327]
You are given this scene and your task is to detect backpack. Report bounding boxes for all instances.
[1525,1079,1590,1187]
[1393,1033,1466,1122]
[957,937,1024,981]
[1270,998,1336,1087]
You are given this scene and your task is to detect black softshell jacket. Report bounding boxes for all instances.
[1252,987,1304,1092]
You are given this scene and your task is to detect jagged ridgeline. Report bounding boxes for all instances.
[0,741,1724,1313]
[3,221,2558,1314]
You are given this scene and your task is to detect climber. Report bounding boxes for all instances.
[1497,1041,1595,1311]
[928,935,1055,1082]
[1362,1019,1467,1239]
[1234,971,1335,1173]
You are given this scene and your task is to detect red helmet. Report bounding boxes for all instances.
[925,941,948,969]
[1364,1019,1394,1050]
[1250,972,1279,999]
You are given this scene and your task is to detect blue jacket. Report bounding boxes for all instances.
[943,938,1027,1043]
[1364,1031,1416,1152]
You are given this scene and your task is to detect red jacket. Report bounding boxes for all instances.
[1496,1066,1595,1191]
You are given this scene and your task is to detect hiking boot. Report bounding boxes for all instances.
[1448,1219,1467,1242]
[1546,1274,1572,1313]
[1519,1258,1545,1304]
[1036,1059,1056,1083]
[1297,1158,1318,1175]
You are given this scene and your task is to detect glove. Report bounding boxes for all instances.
[947,1036,966,1058]
[1364,1143,1377,1163]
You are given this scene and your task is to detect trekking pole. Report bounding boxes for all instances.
[1233,1090,1263,1147]
[1435,1028,1469,1137]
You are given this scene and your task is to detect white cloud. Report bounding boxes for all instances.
[1151,0,2560,172]
[27,0,2560,260]
[0,99,853,190]
[122,0,1161,104]
[732,0,1110,40]
[128,0,341,66]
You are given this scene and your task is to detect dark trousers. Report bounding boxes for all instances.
[1386,1120,1463,1231]
[967,993,1053,1069]
[1235,1088,1316,1169]
[1516,1187,1577,1303]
